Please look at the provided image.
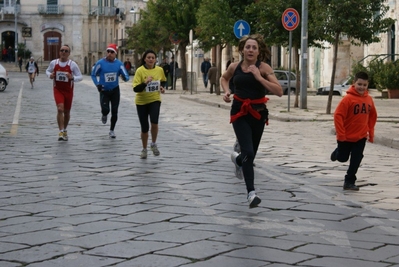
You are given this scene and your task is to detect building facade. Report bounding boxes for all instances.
[0,0,146,74]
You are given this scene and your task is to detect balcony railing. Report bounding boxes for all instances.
[38,5,64,15]
[0,4,21,15]
[89,6,117,17]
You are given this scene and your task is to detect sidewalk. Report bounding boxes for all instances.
[175,78,399,150]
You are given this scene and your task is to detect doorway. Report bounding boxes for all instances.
[1,30,15,62]
[43,31,62,61]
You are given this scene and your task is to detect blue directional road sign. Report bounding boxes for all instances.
[233,20,250,39]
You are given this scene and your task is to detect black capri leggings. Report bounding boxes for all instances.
[136,101,161,133]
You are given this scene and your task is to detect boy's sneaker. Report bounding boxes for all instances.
[230,152,243,180]
[109,130,116,139]
[330,148,337,161]
[140,149,148,159]
[58,131,64,141]
[343,183,359,191]
[101,115,107,124]
[233,139,241,153]
[151,143,160,156]
[247,191,261,208]
[62,131,68,141]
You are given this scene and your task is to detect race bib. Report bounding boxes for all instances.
[55,71,69,82]
[28,66,35,73]
[104,72,117,83]
[145,80,161,92]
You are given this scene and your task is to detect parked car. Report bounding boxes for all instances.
[316,77,351,96]
[274,70,296,95]
[0,63,9,92]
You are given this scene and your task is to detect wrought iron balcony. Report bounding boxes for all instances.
[89,6,117,17]
[0,4,21,15]
[38,5,64,15]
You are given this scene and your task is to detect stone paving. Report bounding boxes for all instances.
[0,72,399,267]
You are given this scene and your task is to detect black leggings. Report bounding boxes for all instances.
[136,101,161,133]
[233,109,268,193]
[100,86,120,131]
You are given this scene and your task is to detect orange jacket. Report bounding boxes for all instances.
[334,85,377,142]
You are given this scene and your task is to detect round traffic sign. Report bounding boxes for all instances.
[282,8,300,31]
[169,32,180,44]
[233,20,250,39]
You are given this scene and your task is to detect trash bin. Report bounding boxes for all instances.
[187,71,197,93]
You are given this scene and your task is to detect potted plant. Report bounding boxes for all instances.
[374,60,399,98]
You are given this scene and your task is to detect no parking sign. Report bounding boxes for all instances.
[282,8,300,31]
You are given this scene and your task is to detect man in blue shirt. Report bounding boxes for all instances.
[91,44,129,139]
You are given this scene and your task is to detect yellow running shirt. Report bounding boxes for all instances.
[133,65,167,105]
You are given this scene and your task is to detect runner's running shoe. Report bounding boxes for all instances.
[247,191,261,208]
[231,152,243,180]
[151,143,160,156]
[140,149,147,159]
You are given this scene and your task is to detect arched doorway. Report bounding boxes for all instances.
[1,31,15,62]
[43,31,62,61]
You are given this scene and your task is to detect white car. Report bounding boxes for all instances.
[274,70,296,95]
[0,63,10,92]
[316,77,351,96]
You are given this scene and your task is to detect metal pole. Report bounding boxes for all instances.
[14,1,18,66]
[288,31,292,112]
[191,42,193,94]
[173,44,176,90]
[300,0,308,109]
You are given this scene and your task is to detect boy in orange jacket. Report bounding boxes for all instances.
[330,71,377,191]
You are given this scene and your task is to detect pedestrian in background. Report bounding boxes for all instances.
[46,44,83,141]
[18,56,23,72]
[160,57,170,90]
[124,58,132,75]
[201,57,211,89]
[207,62,217,94]
[330,71,377,191]
[26,57,39,89]
[132,49,166,159]
[221,34,282,208]
[169,56,178,90]
[91,44,129,139]
[226,57,234,70]
[2,47,7,62]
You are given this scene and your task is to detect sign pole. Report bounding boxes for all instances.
[282,8,300,112]
[288,31,292,112]
[189,29,193,95]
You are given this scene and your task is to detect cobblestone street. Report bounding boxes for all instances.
[0,72,399,267]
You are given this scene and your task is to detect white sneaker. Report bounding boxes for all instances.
[109,130,116,139]
[233,139,241,153]
[140,149,147,159]
[247,191,261,208]
[151,143,160,156]
[230,152,243,180]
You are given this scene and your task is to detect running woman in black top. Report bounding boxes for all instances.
[220,34,282,208]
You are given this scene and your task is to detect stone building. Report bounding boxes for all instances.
[0,0,147,74]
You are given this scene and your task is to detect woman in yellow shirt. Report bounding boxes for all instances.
[133,50,167,159]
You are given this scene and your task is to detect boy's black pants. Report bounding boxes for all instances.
[336,138,367,184]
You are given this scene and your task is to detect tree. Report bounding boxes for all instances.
[126,0,201,91]
[312,0,394,114]
[248,0,328,107]
[196,0,257,94]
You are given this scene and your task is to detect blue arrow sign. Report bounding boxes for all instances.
[234,20,250,39]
